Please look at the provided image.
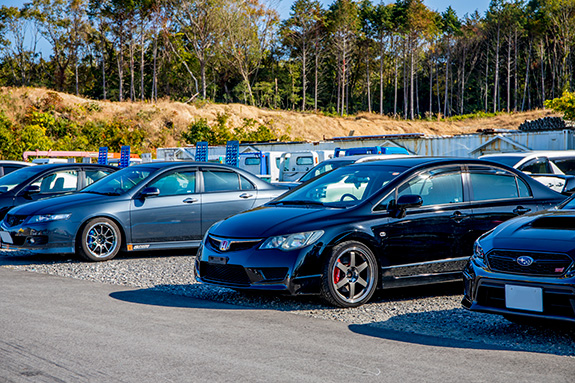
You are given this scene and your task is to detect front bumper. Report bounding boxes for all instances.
[462,259,575,323]
[0,221,76,255]
[194,239,325,296]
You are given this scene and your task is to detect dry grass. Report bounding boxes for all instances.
[0,86,561,147]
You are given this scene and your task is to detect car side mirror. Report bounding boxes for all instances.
[392,194,423,218]
[24,185,40,196]
[562,176,575,196]
[139,187,160,198]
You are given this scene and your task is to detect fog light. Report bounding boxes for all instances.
[29,238,35,244]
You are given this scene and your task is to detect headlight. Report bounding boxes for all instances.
[27,213,72,224]
[473,240,486,262]
[260,230,324,251]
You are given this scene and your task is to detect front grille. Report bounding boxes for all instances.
[5,214,26,227]
[477,283,575,319]
[206,235,262,253]
[200,261,251,285]
[487,250,573,277]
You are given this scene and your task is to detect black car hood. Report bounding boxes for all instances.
[211,205,348,238]
[8,192,118,215]
[490,210,575,253]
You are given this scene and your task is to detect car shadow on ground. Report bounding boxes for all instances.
[109,287,249,311]
[348,309,575,357]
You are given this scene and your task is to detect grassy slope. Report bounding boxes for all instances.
[0,86,560,149]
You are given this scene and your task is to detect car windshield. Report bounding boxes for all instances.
[273,164,407,208]
[298,160,355,183]
[483,156,522,167]
[82,166,154,195]
[0,166,39,194]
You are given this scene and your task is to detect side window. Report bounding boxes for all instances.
[203,170,241,192]
[519,158,551,174]
[148,171,196,196]
[31,170,79,193]
[85,169,115,186]
[397,167,463,206]
[468,166,531,201]
[240,175,255,190]
[374,167,463,210]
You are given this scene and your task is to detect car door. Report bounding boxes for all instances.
[130,169,202,243]
[373,165,471,278]
[200,167,258,233]
[465,165,539,251]
[14,168,81,206]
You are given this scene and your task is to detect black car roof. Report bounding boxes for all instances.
[130,161,256,171]
[351,156,515,168]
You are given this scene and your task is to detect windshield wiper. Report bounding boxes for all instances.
[269,200,325,206]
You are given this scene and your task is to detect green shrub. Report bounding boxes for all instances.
[545,91,575,120]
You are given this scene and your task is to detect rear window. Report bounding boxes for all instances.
[244,157,260,166]
[553,158,575,175]
[296,156,314,166]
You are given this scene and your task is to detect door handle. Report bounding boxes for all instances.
[450,211,469,223]
[239,193,253,199]
[183,198,198,203]
[513,206,531,215]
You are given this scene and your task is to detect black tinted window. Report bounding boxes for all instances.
[469,166,529,201]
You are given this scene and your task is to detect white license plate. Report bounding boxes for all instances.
[505,285,543,312]
[0,231,13,244]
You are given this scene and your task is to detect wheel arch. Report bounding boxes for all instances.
[322,230,382,278]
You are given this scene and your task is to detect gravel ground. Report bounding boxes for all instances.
[1,248,574,358]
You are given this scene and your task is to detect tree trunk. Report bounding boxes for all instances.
[493,24,500,113]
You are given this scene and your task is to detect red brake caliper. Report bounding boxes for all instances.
[334,258,342,284]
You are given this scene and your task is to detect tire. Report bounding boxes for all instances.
[320,241,378,308]
[77,218,122,262]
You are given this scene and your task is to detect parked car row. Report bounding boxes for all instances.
[1,155,574,325]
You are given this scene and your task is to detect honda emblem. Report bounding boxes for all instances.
[219,240,230,252]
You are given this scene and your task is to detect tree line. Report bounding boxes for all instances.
[1,0,574,120]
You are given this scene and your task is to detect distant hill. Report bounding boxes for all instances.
[0,87,560,149]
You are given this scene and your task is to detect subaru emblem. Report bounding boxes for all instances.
[516,256,534,267]
[219,240,230,252]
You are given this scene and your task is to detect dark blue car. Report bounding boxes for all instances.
[0,162,286,261]
[463,196,575,324]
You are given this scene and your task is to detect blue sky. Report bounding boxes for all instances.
[277,0,490,19]
[3,0,489,54]
[5,0,489,20]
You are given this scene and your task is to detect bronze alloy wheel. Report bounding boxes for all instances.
[321,241,378,308]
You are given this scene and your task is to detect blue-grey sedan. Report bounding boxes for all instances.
[0,162,287,261]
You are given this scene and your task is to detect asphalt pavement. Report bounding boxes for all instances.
[0,267,572,382]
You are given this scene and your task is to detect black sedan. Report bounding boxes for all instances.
[0,163,117,220]
[462,198,575,324]
[195,157,567,307]
[0,162,286,261]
